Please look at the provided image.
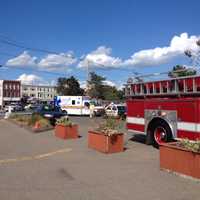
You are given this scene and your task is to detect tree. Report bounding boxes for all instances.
[184,39,200,68]
[101,85,124,100]
[57,76,84,96]
[87,72,105,99]
[168,65,197,78]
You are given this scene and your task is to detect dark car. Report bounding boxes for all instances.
[33,104,68,125]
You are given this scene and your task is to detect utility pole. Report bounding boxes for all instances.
[86,59,91,95]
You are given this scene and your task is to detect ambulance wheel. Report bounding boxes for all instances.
[151,120,172,148]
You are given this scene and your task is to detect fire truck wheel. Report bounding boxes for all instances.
[151,120,172,148]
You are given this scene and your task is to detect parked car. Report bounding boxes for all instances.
[93,105,105,116]
[13,104,24,112]
[105,103,126,119]
[4,103,24,112]
[33,105,68,125]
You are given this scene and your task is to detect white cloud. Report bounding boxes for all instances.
[78,46,123,68]
[103,80,116,87]
[38,52,77,71]
[6,33,200,73]
[79,80,87,89]
[125,33,200,67]
[6,51,37,67]
[17,74,46,85]
[6,51,76,72]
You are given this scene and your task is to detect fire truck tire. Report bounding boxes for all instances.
[150,120,172,148]
[146,130,153,145]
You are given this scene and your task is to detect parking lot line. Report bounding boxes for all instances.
[0,148,72,166]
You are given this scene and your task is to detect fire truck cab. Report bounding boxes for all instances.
[125,75,200,147]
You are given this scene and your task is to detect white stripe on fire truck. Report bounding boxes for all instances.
[126,117,145,125]
[127,117,200,133]
[177,122,200,132]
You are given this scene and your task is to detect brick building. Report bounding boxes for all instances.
[0,80,21,108]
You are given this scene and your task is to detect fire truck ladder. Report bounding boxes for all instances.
[125,75,200,98]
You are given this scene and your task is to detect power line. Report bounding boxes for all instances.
[0,34,73,57]
[0,39,59,55]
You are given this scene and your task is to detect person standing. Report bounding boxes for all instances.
[90,103,95,118]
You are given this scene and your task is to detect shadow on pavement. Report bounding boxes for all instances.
[129,134,146,144]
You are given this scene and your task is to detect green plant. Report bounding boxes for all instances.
[96,116,123,135]
[28,114,43,126]
[37,118,51,128]
[56,117,73,126]
[9,114,31,125]
[179,139,200,153]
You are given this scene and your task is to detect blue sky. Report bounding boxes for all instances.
[0,0,200,87]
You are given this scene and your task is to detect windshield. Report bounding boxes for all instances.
[117,106,125,111]
[43,105,54,111]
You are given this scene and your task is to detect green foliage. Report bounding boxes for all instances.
[168,65,197,78]
[37,118,51,128]
[87,72,106,99]
[9,113,51,128]
[87,72,124,100]
[96,117,123,135]
[56,117,73,126]
[10,114,30,124]
[57,76,84,96]
[180,139,200,153]
[101,85,124,100]
[28,114,43,126]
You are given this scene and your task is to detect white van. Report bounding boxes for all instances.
[54,96,91,115]
[105,103,126,118]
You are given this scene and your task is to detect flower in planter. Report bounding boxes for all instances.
[95,116,123,136]
[55,117,78,139]
[88,117,124,153]
[179,139,200,153]
[56,116,73,127]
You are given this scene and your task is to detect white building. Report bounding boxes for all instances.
[21,84,57,102]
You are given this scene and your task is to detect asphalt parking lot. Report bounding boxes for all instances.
[0,117,199,200]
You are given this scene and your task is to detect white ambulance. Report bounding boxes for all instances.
[54,96,91,115]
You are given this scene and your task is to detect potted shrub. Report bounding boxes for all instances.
[55,117,78,139]
[88,117,124,153]
[160,139,200,179]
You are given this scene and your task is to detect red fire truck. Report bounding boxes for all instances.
[125,75,200,147]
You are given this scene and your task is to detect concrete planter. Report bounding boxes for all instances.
[88,131,124,154]
[55,124,78,139]
[160,142,200,179]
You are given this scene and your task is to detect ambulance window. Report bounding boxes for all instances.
[77,101,80,104]
[72,100,76,105]
[84,102,90,107]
